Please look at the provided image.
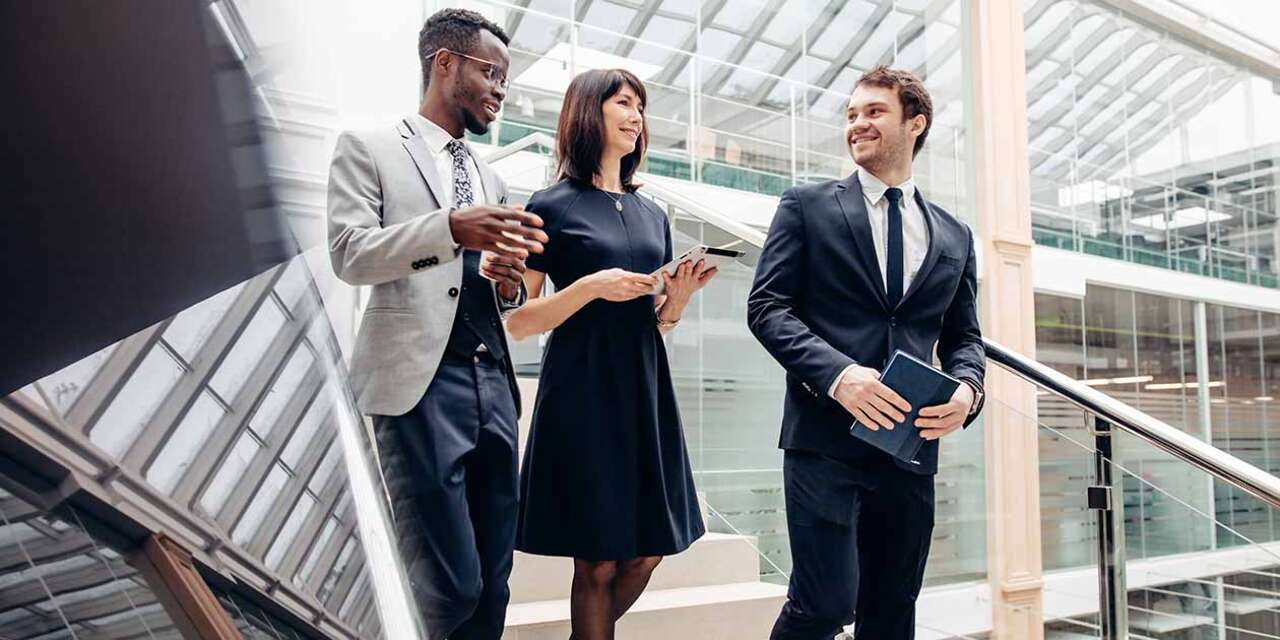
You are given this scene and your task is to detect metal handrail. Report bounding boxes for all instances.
[984,337,1280,510]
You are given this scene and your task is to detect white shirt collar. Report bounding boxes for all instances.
[857,166,916,207]
[415,113,465,155]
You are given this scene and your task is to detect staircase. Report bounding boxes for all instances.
[502,532,787,639]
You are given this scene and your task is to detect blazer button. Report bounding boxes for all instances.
[448,287,459,297]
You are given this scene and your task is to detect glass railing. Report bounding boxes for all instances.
[988,340,1280,640]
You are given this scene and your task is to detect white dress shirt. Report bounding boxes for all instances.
[828,167,931,398]
[415,114,487,206]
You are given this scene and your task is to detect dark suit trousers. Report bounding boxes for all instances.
[770,450,935,640]
[374,357,519,640]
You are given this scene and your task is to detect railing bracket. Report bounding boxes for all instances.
[1087,485,1111,510]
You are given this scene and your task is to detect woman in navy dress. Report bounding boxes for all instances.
[505,68,716,639]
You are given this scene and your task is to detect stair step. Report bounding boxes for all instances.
[502,581,788,640]
[509,532,764,604]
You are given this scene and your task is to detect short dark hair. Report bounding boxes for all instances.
[555,69,649,192]
[418,9,510,88]
[854,65,933,157]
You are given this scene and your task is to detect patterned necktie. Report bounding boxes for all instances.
[885,187,904,307]
[445,140,475,208]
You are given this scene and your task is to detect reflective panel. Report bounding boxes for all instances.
[0,489,183,639]
[20,254,419,638]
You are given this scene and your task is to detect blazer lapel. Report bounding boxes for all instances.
[834,174,889,311]
[896,187,942,310]
[400,117,449,206]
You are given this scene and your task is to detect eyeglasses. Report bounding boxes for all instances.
[426,48,509,90]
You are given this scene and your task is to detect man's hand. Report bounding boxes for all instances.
[449,205,549,260]
[833,365,911,431]
[914,383,975,441]
[480,251,526,294]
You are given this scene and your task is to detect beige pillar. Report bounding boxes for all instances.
[965,1,1044,638]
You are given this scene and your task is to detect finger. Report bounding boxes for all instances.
[918,403,958,418]
[858,403,895,430]
[875,383,912,413]
[697,266,718,283]
[489,240,530,260]
[662,271,674,285]
[914,415,944,429]
[918,424,957,441]
[481,264,523,283]
[866,395,906,424]
[849,406,877,431]
[500,210,544,228]
[497,221,550,247]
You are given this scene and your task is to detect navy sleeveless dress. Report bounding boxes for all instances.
[515,179,705,560]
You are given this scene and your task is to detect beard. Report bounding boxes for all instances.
[452,81,492,135]
[853,123,911,171]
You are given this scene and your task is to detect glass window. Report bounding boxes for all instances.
[201,430,263,516]
[273,258,312,314]
[265,493,316,570]
[295,517,339,585]
[250,343,315,439]
[37,343,117,416]
[280,390,332,471]
[89,345,184,459]
[232,463,290,546]
[146,390,228,494]
[308,442,342,495]
[209,296,288,402]
[162,281,244,363]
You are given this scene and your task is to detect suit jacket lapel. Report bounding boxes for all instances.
[834,174,889,311]
[897,187,942,310]
[400,117,449,207]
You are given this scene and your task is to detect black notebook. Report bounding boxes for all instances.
[848,350,961,465]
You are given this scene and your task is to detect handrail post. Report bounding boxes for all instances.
[1090,416,1128,639]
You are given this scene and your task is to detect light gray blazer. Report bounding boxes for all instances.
[327,116,521,417]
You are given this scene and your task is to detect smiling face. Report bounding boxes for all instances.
[844,83,925,173]
[447,29,510,135]
[601,83,645,158]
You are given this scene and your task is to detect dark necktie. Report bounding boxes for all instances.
[885,187,904,307]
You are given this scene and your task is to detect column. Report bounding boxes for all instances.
[964,1,1045,638]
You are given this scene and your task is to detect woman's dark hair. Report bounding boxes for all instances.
[554,69,648,192]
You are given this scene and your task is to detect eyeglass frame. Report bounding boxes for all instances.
[425,48,509,90]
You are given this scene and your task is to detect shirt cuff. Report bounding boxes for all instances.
[828,364,861,399]
[959,377,982,415]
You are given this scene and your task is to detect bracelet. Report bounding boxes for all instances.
[657,317,681,329]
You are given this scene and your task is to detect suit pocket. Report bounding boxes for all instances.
[936,253,962,269]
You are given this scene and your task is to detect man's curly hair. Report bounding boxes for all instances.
[419,9,510,88]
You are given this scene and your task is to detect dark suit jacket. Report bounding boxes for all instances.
[747,173,986,475]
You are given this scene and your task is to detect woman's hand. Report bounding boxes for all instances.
[660,260,718,311]
[588,268,658,302]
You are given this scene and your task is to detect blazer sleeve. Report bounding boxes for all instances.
[936,224,987,425]
[327,130,460,286]
[747,188,857,393]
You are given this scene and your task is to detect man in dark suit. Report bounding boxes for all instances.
[747,66,986,640]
